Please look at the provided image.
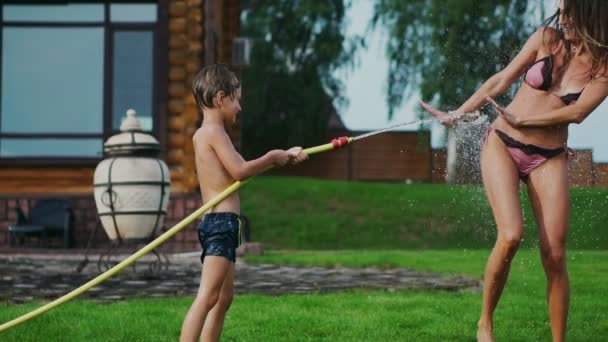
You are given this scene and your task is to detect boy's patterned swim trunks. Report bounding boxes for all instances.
[197,212,242,263]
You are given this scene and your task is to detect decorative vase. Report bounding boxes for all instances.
[93,109,170,242]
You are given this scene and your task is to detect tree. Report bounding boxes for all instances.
[240,0,362,159]
[372,0,541,182]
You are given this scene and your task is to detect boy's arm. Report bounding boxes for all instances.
[207,128,285,181]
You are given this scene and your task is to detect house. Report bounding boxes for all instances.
[0,0,241,250]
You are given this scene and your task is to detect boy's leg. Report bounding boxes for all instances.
[180,256,231,342]
[478,131,524,342]
[527,155,569,342]
[201,262,235,342]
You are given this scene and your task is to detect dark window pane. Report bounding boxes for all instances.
[112,31,154,131]
[3,4,104,22]
[110,4,157,22]
[0,139,102,157]
[1,27,104,134]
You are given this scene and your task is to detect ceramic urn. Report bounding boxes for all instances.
[93,109,170,242]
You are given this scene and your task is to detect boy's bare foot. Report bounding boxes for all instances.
[477,321,494,342]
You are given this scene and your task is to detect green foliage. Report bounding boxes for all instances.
[240,0,362,158]
[372,0,538,117]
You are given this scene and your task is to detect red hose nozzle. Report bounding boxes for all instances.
[331,136,350,149]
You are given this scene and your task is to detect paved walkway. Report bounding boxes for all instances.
[0,252,481,304]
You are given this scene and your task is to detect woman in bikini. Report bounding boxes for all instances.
[420,1,608,341]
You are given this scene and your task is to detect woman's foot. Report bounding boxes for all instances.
[477,321,494,342]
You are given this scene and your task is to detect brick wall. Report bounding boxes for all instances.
[275,131,433,182]
[0,194,204,251]
[551,149,607,188]
[568,149,594,187]
[593,163,608,187]
[274,132,607,187]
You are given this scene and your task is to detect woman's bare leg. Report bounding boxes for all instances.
[527,154,569,342]
[478,131,525,342]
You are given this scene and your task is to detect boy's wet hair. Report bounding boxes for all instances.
[192,64,240,110]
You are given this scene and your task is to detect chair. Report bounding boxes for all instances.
[8,198,74,248]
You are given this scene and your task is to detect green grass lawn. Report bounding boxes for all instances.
[240,177,608,250]
[2,178,607,340]
[2,249,607,341]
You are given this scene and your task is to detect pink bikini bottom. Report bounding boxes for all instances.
[483,127,570,180]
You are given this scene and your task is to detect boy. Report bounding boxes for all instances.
[180,64,308,342]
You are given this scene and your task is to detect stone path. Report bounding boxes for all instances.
[0,253,480,304]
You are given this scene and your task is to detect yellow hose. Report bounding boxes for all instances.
[0,138,352,333]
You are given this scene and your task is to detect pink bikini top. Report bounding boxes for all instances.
[523,41,585,105]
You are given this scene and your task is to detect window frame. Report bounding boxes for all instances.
[0,0,168,165]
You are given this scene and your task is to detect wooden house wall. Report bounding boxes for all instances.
[0,0,241,195]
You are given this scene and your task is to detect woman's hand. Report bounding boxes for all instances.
[486,96,522,127]
[420,101,463,127]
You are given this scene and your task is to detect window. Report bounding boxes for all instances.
[0,1,165,162]
[113,31,155,131]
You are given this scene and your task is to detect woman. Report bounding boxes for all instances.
[420,1,608,341]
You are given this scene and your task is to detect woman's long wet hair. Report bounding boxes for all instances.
[543,0,608,79]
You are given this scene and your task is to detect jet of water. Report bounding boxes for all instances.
[352,118,434,141]
[352,111,483,141]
